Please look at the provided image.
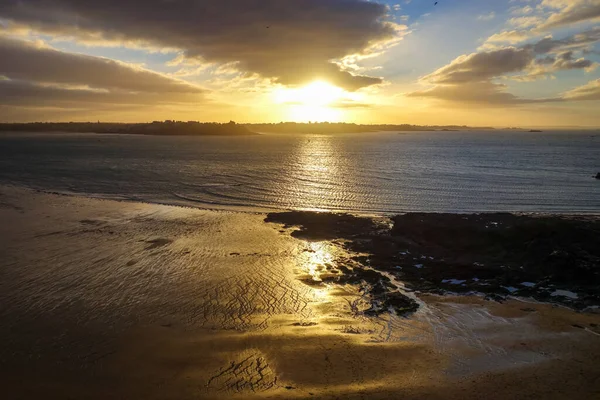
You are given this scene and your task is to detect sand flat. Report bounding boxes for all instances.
[1,185,599,399]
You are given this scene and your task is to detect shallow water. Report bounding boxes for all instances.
[0,130,598,213]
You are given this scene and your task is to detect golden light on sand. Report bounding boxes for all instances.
[302,242,336,302]
[306,242,335,279]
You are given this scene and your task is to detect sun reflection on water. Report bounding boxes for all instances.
[285,135,343,211]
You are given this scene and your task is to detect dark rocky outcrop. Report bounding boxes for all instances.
[264,211,382,241]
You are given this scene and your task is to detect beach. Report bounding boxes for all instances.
[1,185,599,399]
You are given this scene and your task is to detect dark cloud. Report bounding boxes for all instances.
[0,0,401,90]
[526,50,597,80]
[552,51,595,69]
[0,36,203,94]
[535,55,557,65]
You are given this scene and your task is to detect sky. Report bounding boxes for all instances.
[1,0,599,127]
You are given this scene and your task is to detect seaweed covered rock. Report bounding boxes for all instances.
[390,213,600,285]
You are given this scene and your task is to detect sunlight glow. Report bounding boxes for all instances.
[273,81,362,122]
[274,81,345,106]
[288,105,342,122]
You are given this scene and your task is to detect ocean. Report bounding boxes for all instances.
[0,130,598,214]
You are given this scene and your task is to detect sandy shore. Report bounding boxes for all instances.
[1,185,599,399]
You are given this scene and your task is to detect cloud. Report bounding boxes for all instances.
[485,1,600,46]
[538,0,600,30]
[0,35,203,94]
[524,27,600,54]
[329,100,373,109]
[508,16,543,29]
[420,48,534,85]
[408,29,599,105]
[510,5,535,16]
[0,35,206,115]
[0,78,204,107]
[563,78,600,100]
[525,50,598,79]
[406,81,561,105]
[0,0,405,90]
[485,30,535,44]
[477,12,497,22]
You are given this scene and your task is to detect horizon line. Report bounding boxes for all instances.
[1,121,599,130]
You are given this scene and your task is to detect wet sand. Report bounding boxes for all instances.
[1,185,599,399]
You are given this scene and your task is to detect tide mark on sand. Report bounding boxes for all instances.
[80,219,101,225]
[144,238,173,250]
[0,200,24,213]
[206,351,278,394]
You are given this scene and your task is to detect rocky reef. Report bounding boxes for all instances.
[266,211,600,315]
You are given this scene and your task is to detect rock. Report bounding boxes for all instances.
[521,307,537,312]
[292,322,318,327]
[382,292,419,315]
[485,293,506,303]
[595,173,600,180]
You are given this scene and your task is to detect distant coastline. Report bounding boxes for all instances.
[2,121,593,136]
[0,120,257,136]
[0,121,500,135]
[247,122,496,134]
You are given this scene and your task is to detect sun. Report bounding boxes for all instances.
[273,80,357,122]
[274,81,345,107]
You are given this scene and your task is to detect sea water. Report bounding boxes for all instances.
[0,130,598,214]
